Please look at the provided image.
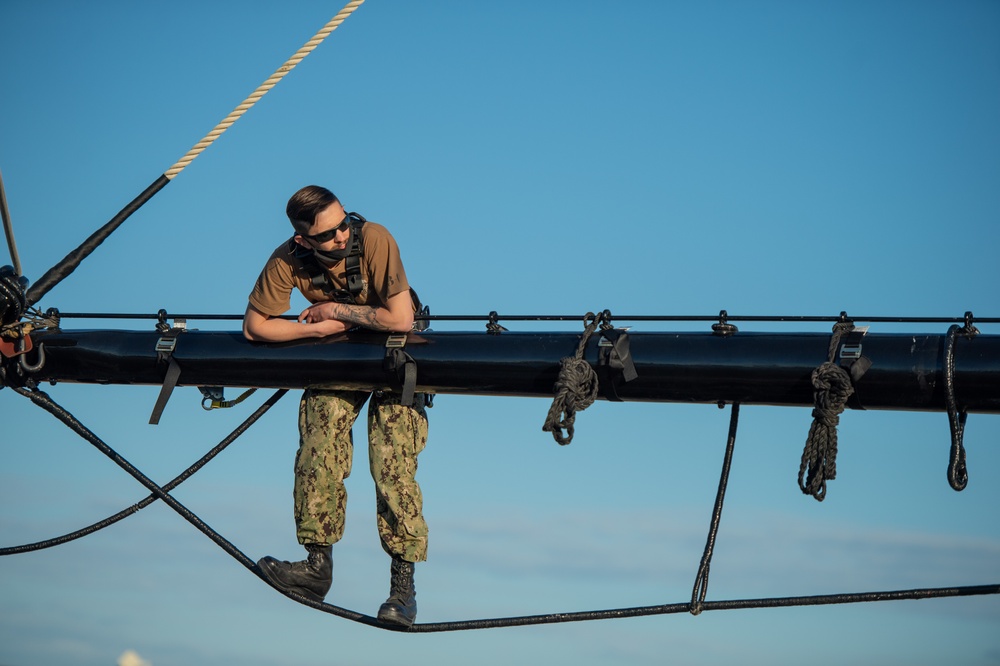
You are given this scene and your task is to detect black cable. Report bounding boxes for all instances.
[943,318,980,491]
[0,388,287,556]
[0,167,22,277]
[25,175,170,306]
[403,583,1000,632]
[7,385,999,631]
[690,403,740,615]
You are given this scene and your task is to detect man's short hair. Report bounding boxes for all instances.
[287,185,339,234]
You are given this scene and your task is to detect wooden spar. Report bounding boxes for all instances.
[13,327,1000,413]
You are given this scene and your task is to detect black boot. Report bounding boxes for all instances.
[257,544,332,602]
[377,556,417,627]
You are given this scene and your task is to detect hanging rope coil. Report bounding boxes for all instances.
[944,314,980,491]
[542,311,607,445]
[799,321,855,501]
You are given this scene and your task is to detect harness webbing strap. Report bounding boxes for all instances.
[294,213,367,304]
[343,216,365,299]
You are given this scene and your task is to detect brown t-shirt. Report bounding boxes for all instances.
[248,221,411,317]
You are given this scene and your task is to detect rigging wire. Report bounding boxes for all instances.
[0,389,286,556]
[0,168,21,277]
[690,402,740,615]
[5,383,997,631]
[944,318,980,491]
[24,1,366,307]
[35,310,1000,326]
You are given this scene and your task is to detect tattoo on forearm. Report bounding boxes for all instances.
[330,303,391,331]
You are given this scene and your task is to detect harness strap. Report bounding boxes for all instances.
[292,214,428,329]
[292,212,368,304]
[343,214,365,298]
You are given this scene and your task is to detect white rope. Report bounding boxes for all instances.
[164,0,366,180]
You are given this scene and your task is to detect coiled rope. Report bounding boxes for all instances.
[542,311,607,445]
[944,315,980,491]
[798,321,855,501]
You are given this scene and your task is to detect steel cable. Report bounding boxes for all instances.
[6,384,999,631]
[0,389,287,555]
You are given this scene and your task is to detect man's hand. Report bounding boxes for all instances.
[298,292,414,333]
[297,301,346,324]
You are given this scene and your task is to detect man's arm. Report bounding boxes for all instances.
[243,303,349,342]
[297,290,414,333]
[243,290,414,342]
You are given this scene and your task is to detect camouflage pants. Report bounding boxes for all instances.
[294,388,429,562]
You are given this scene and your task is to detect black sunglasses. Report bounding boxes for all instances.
[300,213,350,244]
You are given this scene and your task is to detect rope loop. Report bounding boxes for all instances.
[944,315,979,491]
[542,312,603,445]
[690,402,740,615]
[798,320,856,501]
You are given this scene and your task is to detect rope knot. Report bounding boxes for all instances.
[542,312,603,445]
[799,348,855,501]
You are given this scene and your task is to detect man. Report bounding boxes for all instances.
[243,185,428,627]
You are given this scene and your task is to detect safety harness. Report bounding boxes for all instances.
[291,212,429,407]
[290,211,368,304]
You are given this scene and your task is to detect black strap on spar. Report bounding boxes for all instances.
[383,334,418,407]
[149,311,186,425]
[833,314,872,410]
[596,310,638,401]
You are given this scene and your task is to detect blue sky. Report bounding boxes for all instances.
[1,1,999,665]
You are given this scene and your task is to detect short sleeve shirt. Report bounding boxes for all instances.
[249,221,411,317]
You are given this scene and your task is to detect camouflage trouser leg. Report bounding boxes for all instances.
[294,389,368,546]
[368,391,429,563]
